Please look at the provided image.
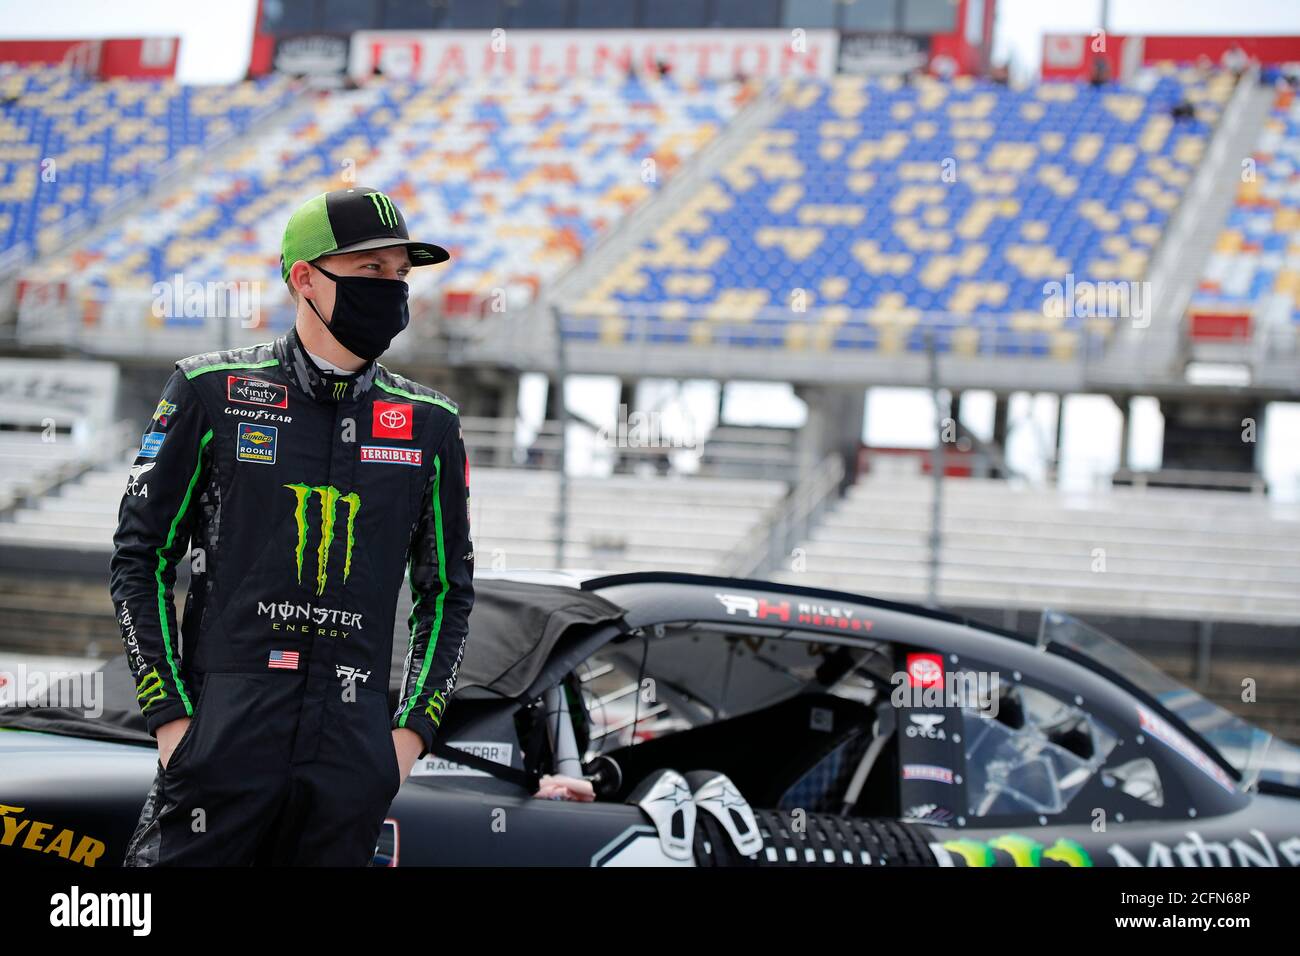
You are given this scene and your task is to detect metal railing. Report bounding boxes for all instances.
[553,300,1113,360]
[460,416,563,470]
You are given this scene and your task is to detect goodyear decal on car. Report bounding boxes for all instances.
[237,423,278,464]
[0,804,105,867]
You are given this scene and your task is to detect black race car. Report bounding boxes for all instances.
[3,570,1298,867]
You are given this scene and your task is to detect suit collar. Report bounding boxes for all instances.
[276,325,378,403]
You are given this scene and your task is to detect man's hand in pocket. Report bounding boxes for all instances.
[156,717,191,770]
[392,728,423,786]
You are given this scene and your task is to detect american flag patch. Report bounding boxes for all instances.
[268,650,300,670]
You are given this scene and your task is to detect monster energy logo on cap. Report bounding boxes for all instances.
[369,191,398,228]
[284,484,360,596]
[280,186,451,282]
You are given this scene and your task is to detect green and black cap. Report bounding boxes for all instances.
[280,186,450,283]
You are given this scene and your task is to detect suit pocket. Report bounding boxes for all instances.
[163,675,212,773]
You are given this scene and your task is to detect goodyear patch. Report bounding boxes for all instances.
[237,423,278,464]
[139,432,166,458]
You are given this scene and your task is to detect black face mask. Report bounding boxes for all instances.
[304,260,410,361]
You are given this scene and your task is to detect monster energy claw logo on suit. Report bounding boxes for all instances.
[135,666,166,711]
[284,484,360,596]
[425,690,446,726]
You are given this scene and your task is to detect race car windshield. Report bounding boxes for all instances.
[1037,610,1300,789]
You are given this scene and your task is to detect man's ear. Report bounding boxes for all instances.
[288,259,316,300]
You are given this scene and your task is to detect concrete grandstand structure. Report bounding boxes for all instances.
[773,474,1300,625]
[0,452,788,577]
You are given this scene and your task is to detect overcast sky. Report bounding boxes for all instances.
[3,0,1300,83]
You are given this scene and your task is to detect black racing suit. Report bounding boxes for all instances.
[110,325,474,865]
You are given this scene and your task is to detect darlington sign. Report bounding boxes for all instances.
[349,29,839,81]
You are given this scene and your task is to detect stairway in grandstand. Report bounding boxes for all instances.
[0,431,98,513]
[1184,78,1300,388]
[1096,70,1276,386]
[460,71,788,365]
[774,474,1300,624]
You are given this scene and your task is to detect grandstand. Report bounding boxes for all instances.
[14,71,753,347]
[0,431,98,514]
[1192,82,1300,350]
[0,65,295,273]
[469,63,1298,397]
[569,67,1230,361]
[772,474,1300,625]
[0,450,787,577]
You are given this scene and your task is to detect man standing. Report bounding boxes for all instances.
[111,186,474,866]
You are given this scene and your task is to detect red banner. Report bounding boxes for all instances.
[0,38,178,78]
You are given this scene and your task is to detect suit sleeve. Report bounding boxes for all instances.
[109,368,213,738]
[394,416,475,760]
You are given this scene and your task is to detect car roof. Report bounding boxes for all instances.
[473,568,605,589]
[475,567,1031,643]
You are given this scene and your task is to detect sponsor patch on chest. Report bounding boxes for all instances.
[237,423,278,464]
[359,445,422,466]
[228,375,288,408]
[372,400,413,440]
